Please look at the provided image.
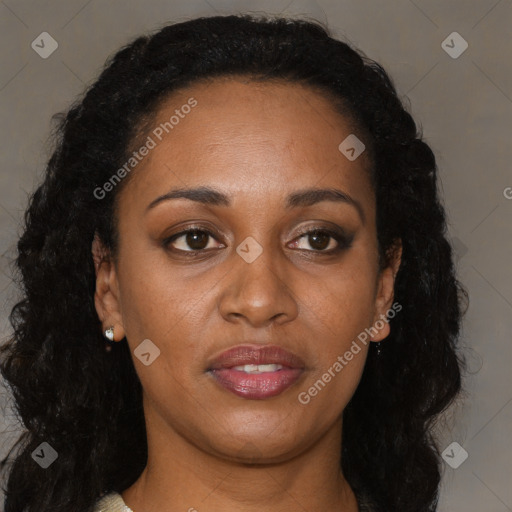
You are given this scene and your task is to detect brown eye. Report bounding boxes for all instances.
[306,231,332,251]
[163,226,353,256]
[290,228,353,253]
[164,228,222,253]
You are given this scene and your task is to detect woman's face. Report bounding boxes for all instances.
[94,77,400,463]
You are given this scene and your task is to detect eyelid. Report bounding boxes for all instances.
[293,223,349,239]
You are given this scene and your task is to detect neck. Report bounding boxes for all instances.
[122,397,358,512]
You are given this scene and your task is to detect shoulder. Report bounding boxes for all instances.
[93,491,134,512]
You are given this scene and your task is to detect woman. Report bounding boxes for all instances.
[0,14,467,512]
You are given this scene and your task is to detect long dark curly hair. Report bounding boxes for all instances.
[0,13,468,512]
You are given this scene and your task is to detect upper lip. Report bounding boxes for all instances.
[207,344,305,370]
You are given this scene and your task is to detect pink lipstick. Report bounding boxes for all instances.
[207,345,305,400]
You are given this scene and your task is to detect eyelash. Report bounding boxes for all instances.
[163,225,353,256]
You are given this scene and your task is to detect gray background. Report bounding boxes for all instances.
[0,0,511,510]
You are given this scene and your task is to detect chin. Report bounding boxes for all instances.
[208,423,307,464]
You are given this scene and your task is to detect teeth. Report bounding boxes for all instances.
[232,364,284,373]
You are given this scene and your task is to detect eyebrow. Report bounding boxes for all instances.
[146,185,366,224]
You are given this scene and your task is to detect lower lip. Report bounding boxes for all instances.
[209,368,303,399]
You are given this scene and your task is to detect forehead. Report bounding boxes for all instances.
[120,77,374,213]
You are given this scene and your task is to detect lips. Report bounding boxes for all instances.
[207,345,305,370]
[207,345,305,400]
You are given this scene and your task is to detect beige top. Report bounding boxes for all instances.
[94,491,134,512]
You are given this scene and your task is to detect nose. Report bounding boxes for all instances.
[217,238,299,328]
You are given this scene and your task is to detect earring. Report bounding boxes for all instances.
[375,341,382,356]
[104,326,115,342]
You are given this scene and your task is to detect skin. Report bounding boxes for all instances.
[93,76,401,512]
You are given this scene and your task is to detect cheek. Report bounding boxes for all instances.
[292,250,377,402]
[294,263,375,418]
[298,253,378,347]
[116,252,218,375]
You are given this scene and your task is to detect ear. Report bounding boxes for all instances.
[92,232,125,341]
[370,239,402,342]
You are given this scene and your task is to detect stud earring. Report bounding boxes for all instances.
[104,326,115,342]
